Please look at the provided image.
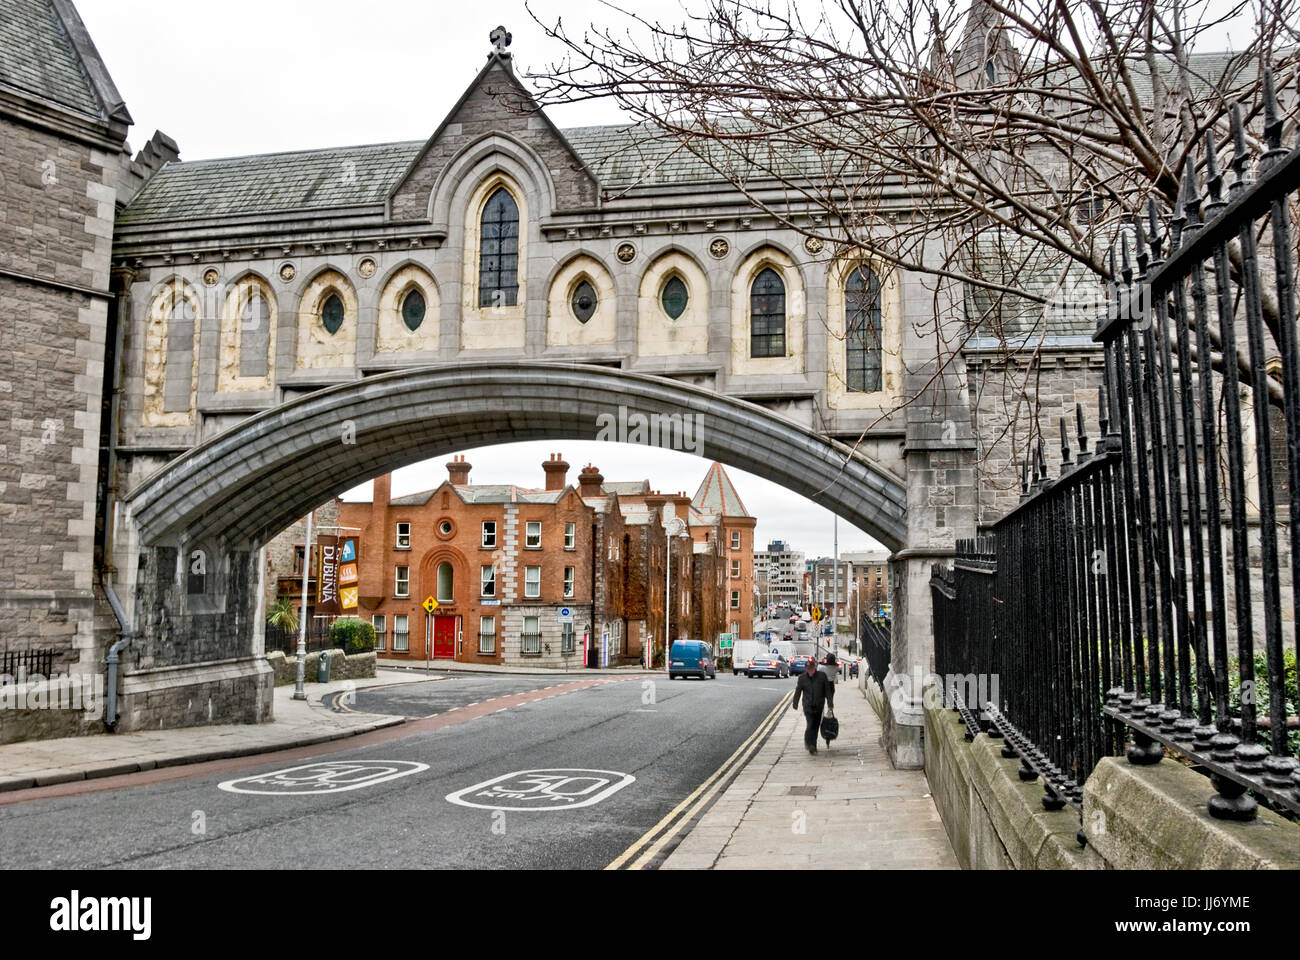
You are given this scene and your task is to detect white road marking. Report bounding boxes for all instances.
[446,769,636,811]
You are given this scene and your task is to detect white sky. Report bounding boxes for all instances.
[71,0,1250,557]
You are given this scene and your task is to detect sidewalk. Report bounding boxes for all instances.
[0,670,427,792]
[662,677,958,869]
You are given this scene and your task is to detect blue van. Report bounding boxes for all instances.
[668,640,716,680]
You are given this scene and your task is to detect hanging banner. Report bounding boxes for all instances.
[317,535,340,615]
[338,536,359,610]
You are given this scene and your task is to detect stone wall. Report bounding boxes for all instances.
[923,698,1300,870]
[265,649,376,686]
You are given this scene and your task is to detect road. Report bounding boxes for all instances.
[0,672,792,870]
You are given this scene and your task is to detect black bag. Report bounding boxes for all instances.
[820,709,839,743]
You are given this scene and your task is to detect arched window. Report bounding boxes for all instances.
[750,267,786,357]
[321,293,344,335]
[436,562,454,603]
[661,275,688,320]
[479,187,519,308]
[571,280,597,323]
[401,288,426,331]
[846,265,882,392]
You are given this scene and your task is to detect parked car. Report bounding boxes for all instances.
[747,653,790,678]
[668,640,716,680]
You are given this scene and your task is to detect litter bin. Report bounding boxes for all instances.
[317,651,331,683]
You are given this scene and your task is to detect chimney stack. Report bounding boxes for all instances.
[373,472,392,510]
[578,463,604,498]
[672,491,692,522]
[542,452,570,491]
[644,489,668,522]
[446,455,471,485]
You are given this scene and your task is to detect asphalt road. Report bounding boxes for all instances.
[0,672,792,870]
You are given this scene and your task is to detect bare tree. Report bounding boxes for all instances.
[524,0,1300,497]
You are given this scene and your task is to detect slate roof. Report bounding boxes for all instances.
[692,463,750,518]
[117,140,423,225]
[0,0,102,118]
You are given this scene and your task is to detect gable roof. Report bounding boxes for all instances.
[0,0,130,125]
[692,463,750,518]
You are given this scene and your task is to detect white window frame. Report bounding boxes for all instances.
[395,565,409,598]
[525,566,541,599]
[564,522,575,549]
[731,559,741,578]
[395,522,411,550]
[731,590,741,609]
[482,521,497,548]
[393,614,409,652]
[563,566,575,598]
[372,614,386,651]
[526,521,542,548]
[481,565,496,597]
[561,622,575,653]
[479,615,496,654]
[522,616,541,654]
[731,531,741,550]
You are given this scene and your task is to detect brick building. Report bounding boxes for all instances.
[269,456,757,667]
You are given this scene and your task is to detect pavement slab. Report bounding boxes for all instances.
[662,677,959,870]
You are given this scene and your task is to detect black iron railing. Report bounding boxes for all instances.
[1,648,55,679]
[860,616,892,688]
[934,71,1300,822]
[264,621,335,656]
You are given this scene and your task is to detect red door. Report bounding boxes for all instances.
[433,615,456,659]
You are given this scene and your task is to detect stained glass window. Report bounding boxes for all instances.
[479,187,519,308]
[572,280,596,323]
[846,266,882,392]
[661,275,688,320]
[402,289,426,331]
[750,267,785,357]
[321,293,344,335]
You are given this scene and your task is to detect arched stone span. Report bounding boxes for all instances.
[122,361,906,551]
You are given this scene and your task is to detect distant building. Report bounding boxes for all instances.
[755,540,804,608]
[263,457,755,666]
[842,550,892,619]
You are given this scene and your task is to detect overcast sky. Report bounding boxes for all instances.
[72,0,1249,557]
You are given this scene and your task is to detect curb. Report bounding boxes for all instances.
[0,714,405,794]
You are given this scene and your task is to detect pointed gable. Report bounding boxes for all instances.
[692,463,750,518]
[388,50,598,223]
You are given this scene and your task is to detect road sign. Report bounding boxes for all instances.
[719,634,733,650]
[557,607,574,623]
[812,606,823,622]
[423,596,438,614]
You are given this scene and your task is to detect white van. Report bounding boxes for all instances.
[731,639,769,675]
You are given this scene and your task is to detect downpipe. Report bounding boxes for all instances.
[101,578,132,732]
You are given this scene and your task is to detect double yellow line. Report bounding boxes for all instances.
[606,693,790,870]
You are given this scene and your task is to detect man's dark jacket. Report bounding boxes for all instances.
[792,669,834,713]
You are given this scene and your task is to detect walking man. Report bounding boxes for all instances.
[792,656,835,754]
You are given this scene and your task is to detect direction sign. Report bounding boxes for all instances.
[423,596,439,614]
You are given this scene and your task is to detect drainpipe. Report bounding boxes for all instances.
[101,577,132,732]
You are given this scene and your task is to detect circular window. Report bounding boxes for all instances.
[571,280,597,324]
[439,520,452,535]
[436,518,455,540]
[661,275,688,320]
[321,293,344,335]
[402,289,426,332]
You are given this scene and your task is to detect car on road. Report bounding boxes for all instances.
[668,640,717,680]
[746,653,790,678]
[789,653,814,674]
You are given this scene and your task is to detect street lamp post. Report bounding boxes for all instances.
[292,511,312,701]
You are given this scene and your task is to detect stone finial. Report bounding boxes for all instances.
[490,25,512,55]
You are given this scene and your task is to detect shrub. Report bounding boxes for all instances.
[330,617,376,655]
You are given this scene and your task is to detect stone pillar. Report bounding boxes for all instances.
[884,360,977,768]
